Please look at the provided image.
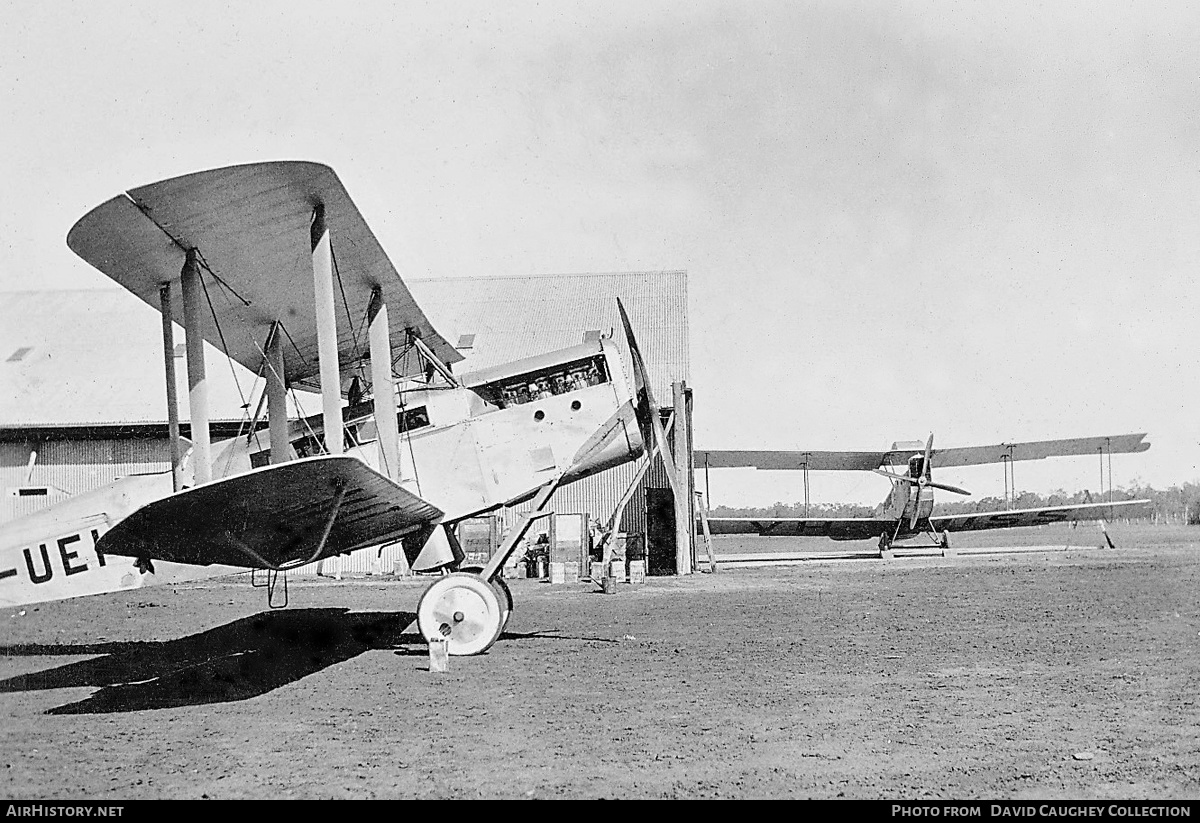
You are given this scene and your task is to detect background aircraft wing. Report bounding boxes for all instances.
[66,161,462,391]
[694,450,890,471]
[930,433,1150,468]
[930,499,1151,533]
[701,516,896,540]
[697,433,1150,472]
[98,456,442,569]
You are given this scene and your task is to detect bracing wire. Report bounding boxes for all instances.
[288,387,328,455]
[197,269,271,478]
[329,238,372,395]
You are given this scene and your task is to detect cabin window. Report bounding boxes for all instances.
[480,355,609,410]
[400,405,430,432]
[292,434,323,459]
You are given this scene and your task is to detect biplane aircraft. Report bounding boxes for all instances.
[0,161,669,656]
[696,433,1152,552]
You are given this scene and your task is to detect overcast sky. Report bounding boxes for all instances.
[2,1,1196,506]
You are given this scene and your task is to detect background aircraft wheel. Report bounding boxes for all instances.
[941,531,952,549]
[416,572,504,656]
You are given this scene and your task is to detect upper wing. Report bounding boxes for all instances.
[931,434,1150,468]
[695,433,1150,472]
[702,517,896,540]
[694,450,890,471]
[98,455,443,568]
[930,499,1151,533]
[66,161,462,390]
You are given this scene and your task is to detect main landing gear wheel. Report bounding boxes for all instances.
[416,573,504,656]
[459,566,513,630]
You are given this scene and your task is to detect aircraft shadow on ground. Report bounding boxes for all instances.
[0,608,430,715]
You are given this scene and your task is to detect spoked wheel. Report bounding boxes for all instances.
[416,573,504,656]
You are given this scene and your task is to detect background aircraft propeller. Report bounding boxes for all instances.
[872,433,971,530]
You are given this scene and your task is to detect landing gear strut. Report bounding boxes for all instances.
[415,475,561,656]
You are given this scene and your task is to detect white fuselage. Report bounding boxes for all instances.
[0,338,643,608]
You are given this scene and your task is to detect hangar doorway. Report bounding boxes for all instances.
[646,488,676,576]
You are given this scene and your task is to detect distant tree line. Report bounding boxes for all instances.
[710,481,1200,525]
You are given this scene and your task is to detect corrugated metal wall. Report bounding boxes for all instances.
[1,438,171,521]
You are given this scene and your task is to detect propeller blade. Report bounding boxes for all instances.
[616,299,686,503]
[909,484,921,530]
[924,432,934,480]
[873,468,917,484]
[926,480,971,496]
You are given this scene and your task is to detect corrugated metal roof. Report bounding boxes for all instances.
[0,271,689,425]
[410,271,689,404]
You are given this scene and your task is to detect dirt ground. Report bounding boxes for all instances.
[1,523,1198,800]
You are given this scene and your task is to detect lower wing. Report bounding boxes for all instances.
[930,499,1150,533]
[99,455,443,569]
[702,517,897,541]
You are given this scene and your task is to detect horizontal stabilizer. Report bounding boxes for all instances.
[98,456,442,569]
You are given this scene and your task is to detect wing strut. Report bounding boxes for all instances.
[311,205,344,456]
[181,248,213,484]
[368,288,401,481]
[159,282,184,492]
[409,332,460,388]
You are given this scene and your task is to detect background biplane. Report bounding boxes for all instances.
[696,432,1151,552]
[0,161,670,656]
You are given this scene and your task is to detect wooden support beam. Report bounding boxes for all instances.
[673,381,693,575]
[694,491,717,573]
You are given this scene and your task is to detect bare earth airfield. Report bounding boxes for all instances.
[0,522,1197,800]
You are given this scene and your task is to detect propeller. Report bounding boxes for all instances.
[874,433,971,530]
[616,299,686,504]
[872,469,972,498]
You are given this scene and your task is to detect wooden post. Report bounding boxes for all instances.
[672,381,693,575]
[694,491,717,573]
